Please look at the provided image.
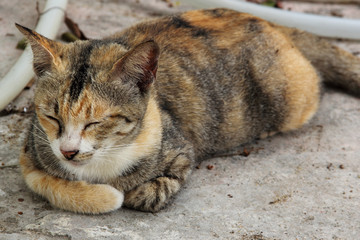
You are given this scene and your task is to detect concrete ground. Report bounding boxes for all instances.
[0,0,359,239]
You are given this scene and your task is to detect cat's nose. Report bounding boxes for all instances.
[60,149,79,160]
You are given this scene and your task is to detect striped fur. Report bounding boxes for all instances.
[17,8,360,214]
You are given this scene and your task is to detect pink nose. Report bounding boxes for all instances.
[60,149,79,160]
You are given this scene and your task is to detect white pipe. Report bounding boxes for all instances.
[181,0,360,40]
[0,0,68,111]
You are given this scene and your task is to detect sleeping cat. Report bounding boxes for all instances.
[17,8,359,214]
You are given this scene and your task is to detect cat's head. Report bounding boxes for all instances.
[17,24,161,179]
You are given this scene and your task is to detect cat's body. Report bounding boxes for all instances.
[18,8,360,213]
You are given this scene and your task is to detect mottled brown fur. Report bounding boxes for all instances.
[17,8,360,214]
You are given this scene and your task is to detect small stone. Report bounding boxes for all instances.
[207,165,214,170]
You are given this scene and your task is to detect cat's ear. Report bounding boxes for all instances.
[111,40,159,93]
[15,23,62,77]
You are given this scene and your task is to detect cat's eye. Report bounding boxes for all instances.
[84,121,101,130]
[45,115,62,134]
[45,115,60,125]
[109,114,132,123]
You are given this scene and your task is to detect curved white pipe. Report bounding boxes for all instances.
[181,0,360,40]
[0,0,68,111]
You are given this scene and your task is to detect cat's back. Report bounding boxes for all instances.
[110,9,320,158]
[112,8,271,53]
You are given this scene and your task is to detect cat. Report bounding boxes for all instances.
[17,8,360,214]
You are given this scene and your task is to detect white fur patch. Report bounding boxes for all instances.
[60,123,82,151]
[50,139,62,160]
[102,184,124,211]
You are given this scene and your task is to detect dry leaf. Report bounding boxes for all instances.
[65,15,88,40]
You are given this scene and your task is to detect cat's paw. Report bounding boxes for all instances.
[49,181,124,214]
[64,183,124,214]
[89,184,124,214]
[23,168,124,214]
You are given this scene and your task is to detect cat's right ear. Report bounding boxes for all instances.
[15,23,62,77]
[110,40,160,94]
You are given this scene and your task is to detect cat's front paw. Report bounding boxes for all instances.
[23,169,124,214]
[88,184,124,214]
[49,181,124,214]
[123,177,181,212]
[50,182,124,214]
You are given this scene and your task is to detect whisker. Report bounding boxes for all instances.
[31,123,49,137]
[101,142,153,150]
[32,132,50,145]
[30,123,52,146]
[31,123,45,133]
[95,144,155,158]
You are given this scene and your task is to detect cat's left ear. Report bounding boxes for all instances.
[110,40,160,94]
[15,23,62,77]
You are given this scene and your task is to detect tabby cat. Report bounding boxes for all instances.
[17,8,360,214]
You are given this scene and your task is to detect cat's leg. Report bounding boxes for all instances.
[20,147,124,214]
[123,153,193,212]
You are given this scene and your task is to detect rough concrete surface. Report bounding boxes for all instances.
[0,0,359,239]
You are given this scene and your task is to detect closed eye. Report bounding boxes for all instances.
[84,121,101,130]
[45,115,62,135]
[46,115,60,125]
[109,114,132,123]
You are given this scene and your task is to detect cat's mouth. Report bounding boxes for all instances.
[60,152,95,167]
[66,159,88,167]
